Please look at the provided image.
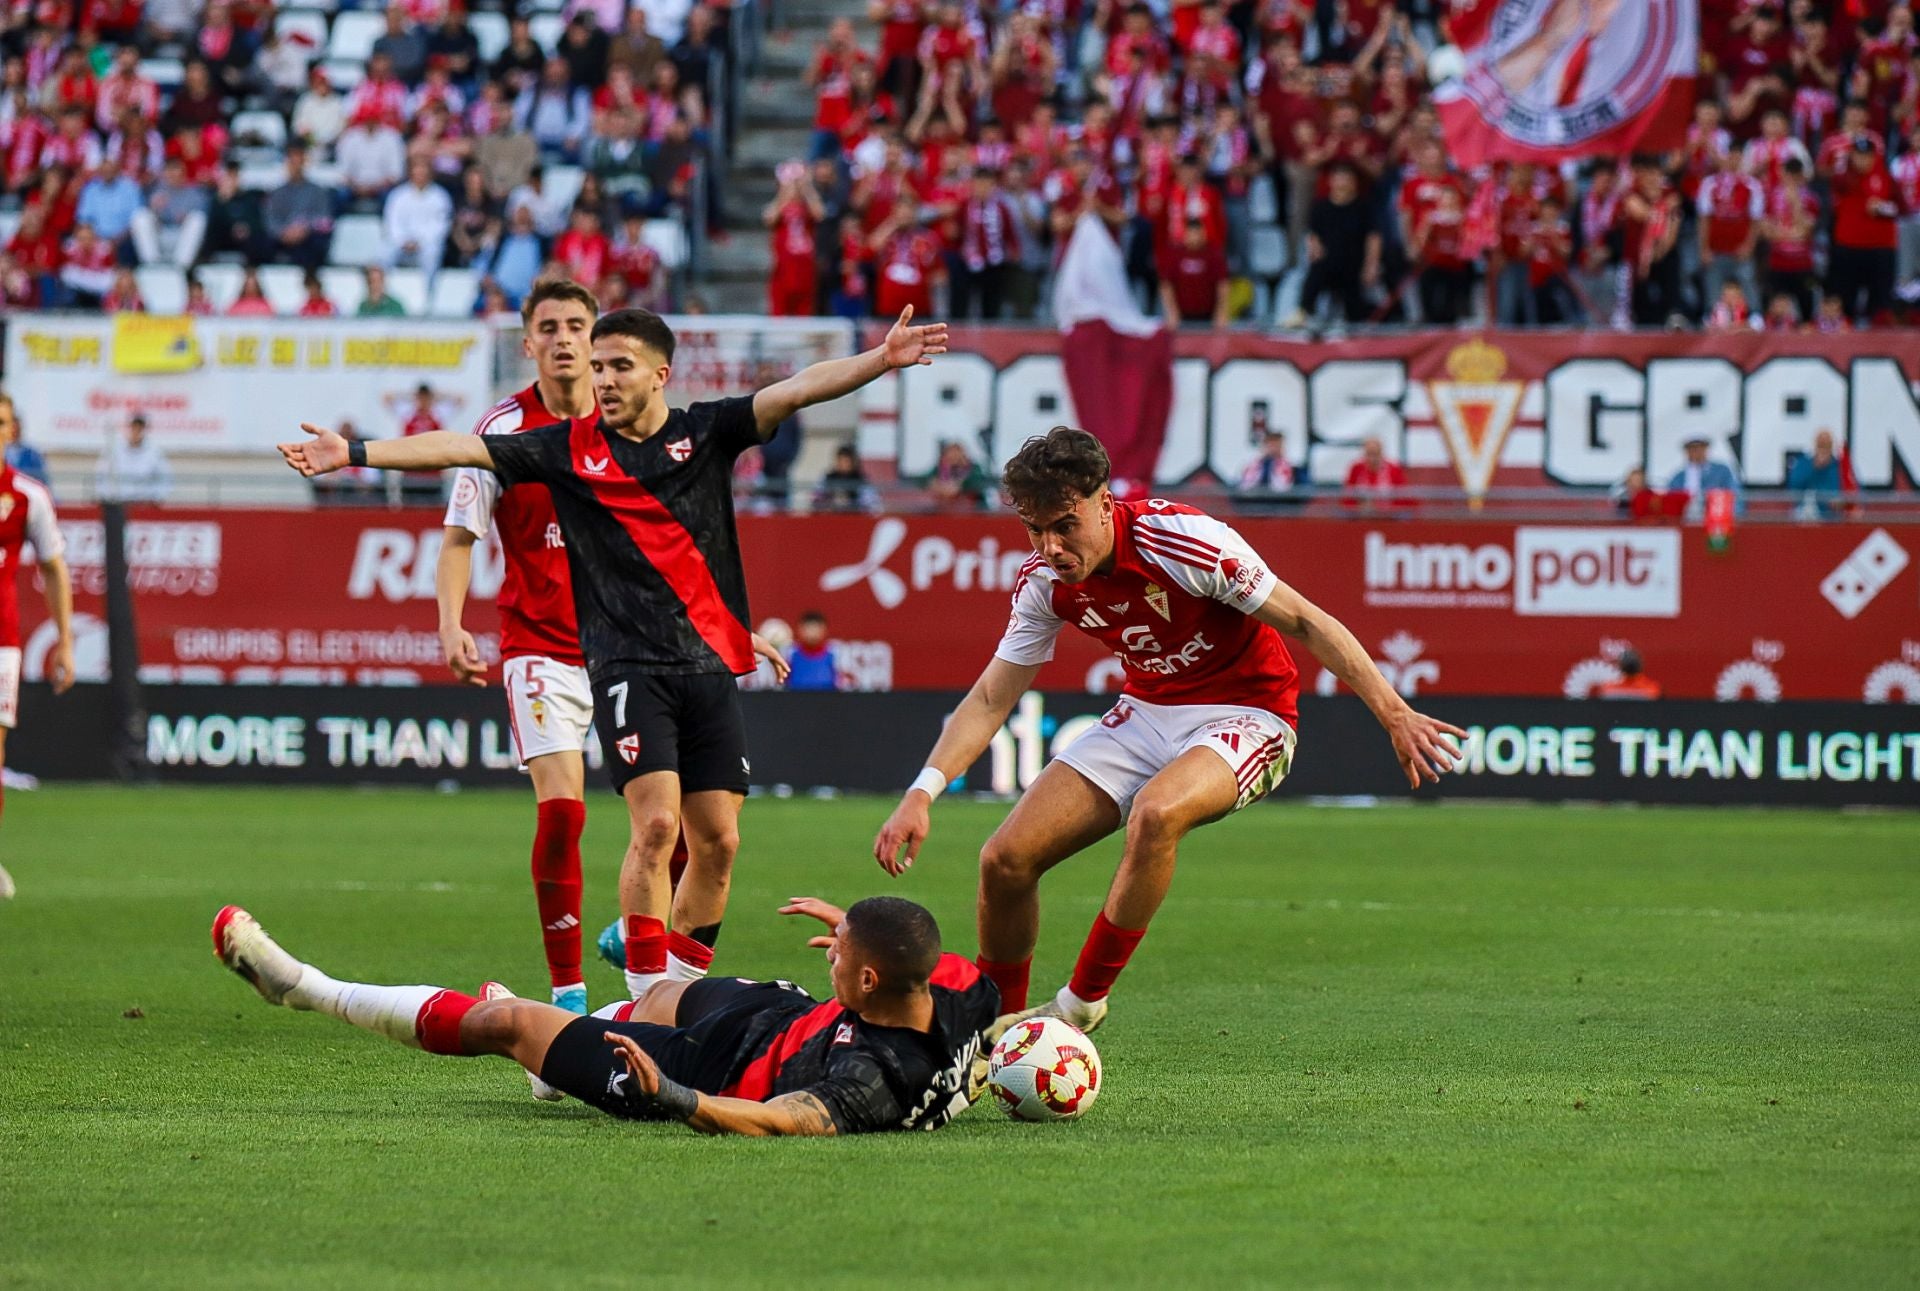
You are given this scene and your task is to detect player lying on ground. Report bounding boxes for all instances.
[213,894,996,1135]
[0,390,75,901]
[280,306,947,1003]
[874,427,1464,1033]
[432,279,792,1016]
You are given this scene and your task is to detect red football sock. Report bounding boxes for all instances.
[531,799,586,989]
[976,955,1032,1013]
[414,989,479,1055]
[623,914,667,975]
[668,833,689,890]
[666,930,713,974]
[1067,913,1148,1003]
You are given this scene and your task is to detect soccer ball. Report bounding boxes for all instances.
[986,1017,1101,1121]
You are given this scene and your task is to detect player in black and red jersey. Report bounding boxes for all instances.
[279,306,948,1003]
[212,894,997,1135]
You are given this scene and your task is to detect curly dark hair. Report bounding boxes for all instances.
[1001,426,1110,515]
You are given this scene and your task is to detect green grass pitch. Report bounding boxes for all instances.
[1,787,1916,1289]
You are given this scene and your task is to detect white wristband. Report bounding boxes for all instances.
[909,767,948,800]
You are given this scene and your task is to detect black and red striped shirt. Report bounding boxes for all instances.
[617,955,1000,1133]
[483,398,761,681]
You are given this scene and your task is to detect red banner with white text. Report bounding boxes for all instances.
[17,508,1920,705]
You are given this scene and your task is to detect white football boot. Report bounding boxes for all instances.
[211,905,307,1007]
[479,980,567,1103]
[984,987,1110,1046]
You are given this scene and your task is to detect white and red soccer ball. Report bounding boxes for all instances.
[986,1017,1101,1121]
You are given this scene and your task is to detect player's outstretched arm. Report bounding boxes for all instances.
[874,656,1040,875]
[603,1032,838,1136]
[35,555,74,695]
[1252,580,1465,789]
[750,305,949,436]
[435,527,487,687]
[277,423,496,476]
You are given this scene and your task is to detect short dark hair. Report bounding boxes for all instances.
[1617,648,1643,677]
[592,307,677,362]
[521,277,599,326]
[799,610,828,626]
[1001,426,1110,515]
[844,896,941,992]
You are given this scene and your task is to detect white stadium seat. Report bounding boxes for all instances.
[327,10,385,63]
[1248,224,1288,279]
[1248,174,1278,225]
[258,265,309,314]
[385,267,430,316]
[229,109,289,159]
[137,58,184,91]
[321,58,365,90]
[428,267,480,317]
[237,160,289,192]
[0,210,18,247]
[529,13,564,53]
[642,218,689,270]
[273,9,331,57]
[196,262,246,312]
[328,214,388,267]
[469,11,511,62]
[135,266,187,315]
[542,164,585,213]
[320,266,368,314]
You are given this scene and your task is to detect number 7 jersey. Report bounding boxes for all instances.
[992,499,1302,724]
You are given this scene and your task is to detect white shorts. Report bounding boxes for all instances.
[1055,696,1296,815]
[502,654,594,766]
[0,647,18,730]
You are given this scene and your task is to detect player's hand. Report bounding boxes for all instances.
[873,793,931,876]
[441,627,486,686]
[604,1030,663,1097]
[778,896,847,953]
[277,423,349,476]
[751,633,791,685]
[48,640,75,695]
[880,305,949,369]
[1388,708,1466,789]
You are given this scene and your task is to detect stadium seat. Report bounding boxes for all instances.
[196,262,246,311]
[642,218,689,270]
[328,214,388,267]
[386,268,430,316]
[273,9,331,56]
[526,0,564,12]
[1248,224,1288,279]
[469,10,511,62]
[319,266,368,314]
[327,10,385,63]
[320,58,365,90]
[230,109,289,157]
[306,159,345,189]
[258,265,309,314]
[428,267,480,317]
[542,164,585,213]
[134,267,187,315]
[529,13,564,53]
[137,57,184,91]
[237,160,289,192]
[1248,175,1278,225]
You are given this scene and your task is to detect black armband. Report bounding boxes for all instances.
[650,1074,699,1122]
[347,440,368,468]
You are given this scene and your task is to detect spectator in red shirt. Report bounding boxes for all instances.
[1342,436,1407,510]
[869,206,944,318]
[1527,195,1581,324]
[1894,118,1920,290]
[1411,182,1472,325]
[809,18,870,160]
[867,0,928,104]
[1705,280,1757,331]
[1492,162,1542,325]
[954,166,1021,319]
[554,206,612,286]
[1827,138,1900,323]
[298,270,337,316]
[58,221,114,306]
[1762,157,1819,320]
[908,2,981,142]
[764,160,825,316]
[1696,147,1763,315]
[1724,5,1791,135]
[1762,290,1800,330]
[1620,155,1681,326]
[101,264,144,312]
[1158,219,1231,328]
[6,205,62,305]
[227,265,276,316]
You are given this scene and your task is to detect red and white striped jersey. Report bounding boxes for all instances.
[0,466,63,649]
[994,499,1301,722]
[443,384,586,666]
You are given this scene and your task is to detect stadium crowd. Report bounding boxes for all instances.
[770,0,1920,330]
[0,0,735,315]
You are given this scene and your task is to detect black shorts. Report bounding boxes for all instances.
[537,978,815,1121]
[592,671,750,797]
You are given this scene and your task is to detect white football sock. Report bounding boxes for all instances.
[288,967,436,1049]
[1059,985,1102,1022]
[624,969,667,999]
[666,952,710,983]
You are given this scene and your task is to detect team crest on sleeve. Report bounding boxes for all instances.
[452,476,478,507]
[1144,584,1172,620]
[833,1021,855,1045]
[666,438,693,463]
[616,733,640,764]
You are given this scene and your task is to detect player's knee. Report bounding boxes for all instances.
[690,825,739,865]
[460,999,522,1054]
[1127,796,1187,846]
[630,810,679,858]
[979,835,1037,889]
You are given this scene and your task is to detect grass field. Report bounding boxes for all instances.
[1,787,1917,1289]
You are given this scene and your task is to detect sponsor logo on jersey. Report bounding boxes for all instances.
[1107,602,1130,614]
[582,454,610,476]
[666,437,693,462]
[1133,632,1216,676]
[545,522,564,549]
[1820,529,1908,620]
[1219,557,1262,604]
[616,733,640,764]
[1078,607,1108,628]
[1144,583,1171,620]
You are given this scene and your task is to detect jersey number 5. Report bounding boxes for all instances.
[607,680,629,727]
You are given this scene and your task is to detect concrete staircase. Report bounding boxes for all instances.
[706,0,860,311]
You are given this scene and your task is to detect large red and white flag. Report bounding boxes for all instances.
[1050,213,1173,495]
[1434,0,1697,166]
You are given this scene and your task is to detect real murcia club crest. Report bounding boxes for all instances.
[1427,339,1523,505]
[1144,584,1171,621]
[666,437,694,462]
